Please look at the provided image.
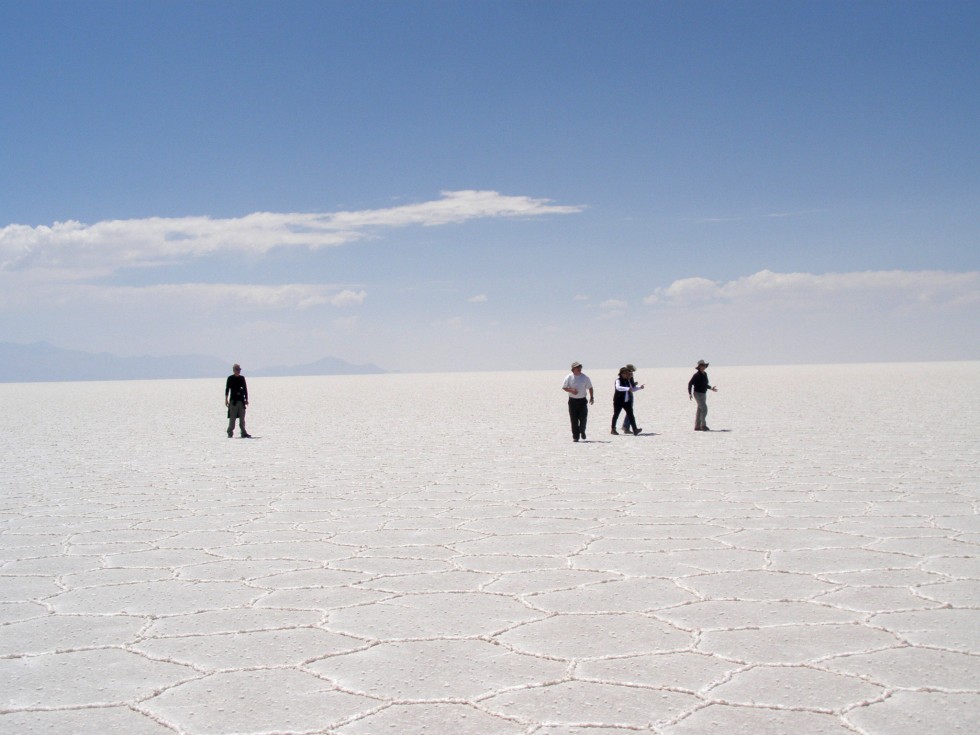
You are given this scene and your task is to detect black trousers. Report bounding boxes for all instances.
[568,398,589,439]
[612,401,637,433]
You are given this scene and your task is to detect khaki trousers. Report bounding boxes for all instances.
[227,401,247,435]
[693,391,708,429]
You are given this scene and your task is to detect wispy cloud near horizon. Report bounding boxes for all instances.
[644,269,980,307]
[0,282,365,311]
[0,190,584,279]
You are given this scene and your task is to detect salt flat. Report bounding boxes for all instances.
[1,362,978,735]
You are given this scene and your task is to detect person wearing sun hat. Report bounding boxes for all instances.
[561,361,594,442]
[620,364,640,433]
[612,366,644,435]
[687,359,717,431]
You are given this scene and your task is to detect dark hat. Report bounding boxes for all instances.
[696,359,709,368]
[625,364,636,372]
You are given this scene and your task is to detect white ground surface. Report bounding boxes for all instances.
[1,362,978,735]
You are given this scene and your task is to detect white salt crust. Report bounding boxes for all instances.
[0,362,977,734]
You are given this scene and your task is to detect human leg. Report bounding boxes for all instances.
[228,402,248,437]
[694,392,707,430]
[623,403,638,434]
[568,399,582,440]
[611,404,622,433]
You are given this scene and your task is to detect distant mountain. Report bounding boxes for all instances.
[0,341,228,382]
[0,342,386,383]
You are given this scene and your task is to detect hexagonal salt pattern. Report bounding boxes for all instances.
[309,639,565,699]
[142,669,378,734]
[0,706,177,735]
[1,649,196,709]
[1,364,978,734]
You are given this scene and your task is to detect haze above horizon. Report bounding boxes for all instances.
[2,1,977,376]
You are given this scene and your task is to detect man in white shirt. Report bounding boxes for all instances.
[561,361,594,442]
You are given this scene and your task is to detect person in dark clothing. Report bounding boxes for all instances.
[612,366,644,435]
[225,364,251,438]
[620,363,639,433]
[687,359,717,431]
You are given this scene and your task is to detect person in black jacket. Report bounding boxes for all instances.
[687,359,717,431]
[612,366,644,435]
[620,363,639,433]
[225,364,251,438]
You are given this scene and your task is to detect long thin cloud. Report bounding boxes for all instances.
[0,190,584,277]
[1,282,364,311]
[644,269,980,306]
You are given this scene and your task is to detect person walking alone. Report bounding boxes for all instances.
[225,364,252,438]
[687,359,717,431]
[562,361,594,442]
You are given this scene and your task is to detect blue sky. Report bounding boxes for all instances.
[1,0,977,373]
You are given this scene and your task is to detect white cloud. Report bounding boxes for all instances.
[328,189,583,228]
[11,283,359,311]
[468,293,488,303]
[0,190,584,279]
[329,289,367,307]
[694,209,824,223]
[644,276,718,304]
[765,209,825,218]
[643,269,980,307]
